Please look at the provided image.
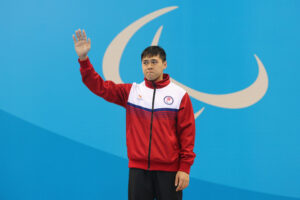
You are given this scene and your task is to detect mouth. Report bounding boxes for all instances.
[146,72,155,79]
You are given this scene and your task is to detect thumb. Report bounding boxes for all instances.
[175,173,179,186]
[88,38,91,45]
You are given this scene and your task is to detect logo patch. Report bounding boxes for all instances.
[164,96,174,105]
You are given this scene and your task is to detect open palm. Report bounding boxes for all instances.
[73,29,91,59]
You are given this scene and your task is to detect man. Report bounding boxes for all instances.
[73,29,196,200]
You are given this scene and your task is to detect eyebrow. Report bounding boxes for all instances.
[143,58,158,61]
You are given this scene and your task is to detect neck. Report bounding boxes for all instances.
[144,74,170,89]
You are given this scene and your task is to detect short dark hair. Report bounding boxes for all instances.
[141,46,166,62]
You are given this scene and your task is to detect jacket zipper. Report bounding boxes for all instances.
[147,82,156,170]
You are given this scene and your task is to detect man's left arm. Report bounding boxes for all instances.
[175,92,196,191]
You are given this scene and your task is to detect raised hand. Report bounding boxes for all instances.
[73,29,91,60]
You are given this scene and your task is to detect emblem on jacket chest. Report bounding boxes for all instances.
[164,96,174,105]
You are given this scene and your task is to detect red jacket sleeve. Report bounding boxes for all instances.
[78,57,132,108]
[177,93,196,174]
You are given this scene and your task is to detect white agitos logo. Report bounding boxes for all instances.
[102,6,269,119]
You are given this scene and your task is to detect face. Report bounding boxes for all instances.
[142,55,167,82]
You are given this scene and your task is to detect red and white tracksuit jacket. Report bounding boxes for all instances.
[79,57,196,174]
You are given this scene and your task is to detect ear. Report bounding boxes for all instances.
[163,61,167,70]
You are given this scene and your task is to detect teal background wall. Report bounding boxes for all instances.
[0,0,299,199]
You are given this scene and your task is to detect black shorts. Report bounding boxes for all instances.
[128,168,183,200]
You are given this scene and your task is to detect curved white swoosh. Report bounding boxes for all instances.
[194,107,205,118]
[171,55,269,109]
[151,26,163,45]
[103,6,269,110]
[103,6,178,83]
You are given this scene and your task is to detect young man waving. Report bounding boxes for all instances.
[73,29,196,200]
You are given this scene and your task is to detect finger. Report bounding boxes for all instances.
[181,179,186,190]
[72,34,77,43]
[75,30,80,40]
[182,180,188,190]
[76,29,81,40]
[180,180,186,191]
[176,178,184,191]
[82,29,87,41]
[175,174,179,187]
[78,29,83,40]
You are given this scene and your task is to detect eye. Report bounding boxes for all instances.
[143,60,149,65]
[151,59,158,65]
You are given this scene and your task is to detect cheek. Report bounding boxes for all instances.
[142,67,146,73]
[142,68,149,77]
[157,67,164,73]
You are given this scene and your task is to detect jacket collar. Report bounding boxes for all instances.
[144,74,170,89]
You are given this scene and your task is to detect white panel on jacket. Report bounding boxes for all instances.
[127,81,186,111]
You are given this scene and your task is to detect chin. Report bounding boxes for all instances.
[145,73,159,81]
[147,77,157,81]
[146,75,154,81]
